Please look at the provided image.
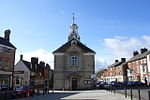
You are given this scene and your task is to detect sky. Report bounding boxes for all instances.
[0,0,150,71]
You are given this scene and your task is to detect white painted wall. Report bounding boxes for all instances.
[14,61,30,85]
[147,54,150,73]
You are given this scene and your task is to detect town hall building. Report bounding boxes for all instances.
[53,14,96,90]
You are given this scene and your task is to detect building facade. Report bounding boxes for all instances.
[53,15,96,90]
[0,30,16,90]
[127,48,150,83]
[14,55,54,90]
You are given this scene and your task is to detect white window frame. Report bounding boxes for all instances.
[71,56,79,66]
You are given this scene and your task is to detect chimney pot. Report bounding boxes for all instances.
[140,48,148,54]
[31,57,38,64]
[4,29,11,41]
[121,58,126,62]
[115,60,119,63]
[133,51,139,56]
[20,55,23,61]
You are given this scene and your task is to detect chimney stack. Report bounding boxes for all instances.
[121,58,126,62]
[133,51,139,56]
[4,29,11,42]
[140,48,148,54]
[20,55,23,61]
[115,60,119,63]
[40,61,45,66]
[31,57,38,64]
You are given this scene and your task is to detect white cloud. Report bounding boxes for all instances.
[104,35,150,60]
[15,49,54,69]
[96,58,108,72]
[142,35,150,45]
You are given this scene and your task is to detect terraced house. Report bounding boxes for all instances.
[127,48,150,84]
[0,30,16,90]
[102,58,127,82]
[14,56,54,90]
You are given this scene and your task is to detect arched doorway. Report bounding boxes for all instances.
[72,78,77,90]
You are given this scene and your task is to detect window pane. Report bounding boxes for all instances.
[71,56,79,66]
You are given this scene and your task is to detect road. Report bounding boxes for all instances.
[13,90,138,100]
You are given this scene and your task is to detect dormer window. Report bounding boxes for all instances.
[71,56,79,66]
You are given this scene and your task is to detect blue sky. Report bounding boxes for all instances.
[0,0,150,71]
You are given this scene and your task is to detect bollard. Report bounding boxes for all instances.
[111,86,112,93]
[37,89,40,95]
[52,88,54,93]
[114,88,115,94]
[138,88,141,100]
[124,87,127,98]
[148,91,150,100]
[130,88,133,100]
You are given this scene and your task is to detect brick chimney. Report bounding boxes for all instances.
[4,29,10,42]
[115,60,119,63]
[20,55,23,61]
[133,51,139,56]
[140,48,148,54]
[121,58,126,62]
[39,61,45,66]
[31,57,38,64]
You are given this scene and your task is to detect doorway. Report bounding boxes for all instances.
[72,78,77,90]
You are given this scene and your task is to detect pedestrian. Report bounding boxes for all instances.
[144,77,147,86]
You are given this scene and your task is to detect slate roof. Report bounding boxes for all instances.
[109,61,122,68]
[108,61,127,68]
[53,38,95,53]
[0,37,16,49]
[22,60,31,70]
[128,51,150,62]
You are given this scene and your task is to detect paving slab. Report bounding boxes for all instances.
[14,90,138,100]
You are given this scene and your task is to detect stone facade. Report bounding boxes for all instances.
[53,16,95,90]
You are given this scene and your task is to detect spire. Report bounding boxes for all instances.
[68,13,80,41]
[72,12,75,24]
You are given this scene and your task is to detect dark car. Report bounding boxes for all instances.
[13,85,34,97]
[110,81,122,87]
[99,82,109,89]
[133,81,145,86]
[127,81,135,87]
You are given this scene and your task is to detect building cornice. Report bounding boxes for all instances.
[84,53,95,55]
[0,44,16,50]
[53,53,65,55]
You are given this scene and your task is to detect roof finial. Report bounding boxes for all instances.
[72,12,75,24]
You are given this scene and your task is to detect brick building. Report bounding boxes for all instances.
[103,58,127,82]
[127,48,150,83]
[14,55,54,90]
[0,30,16,90]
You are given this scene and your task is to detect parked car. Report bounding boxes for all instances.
[99,82,109,89]
[110,81,122,87]
[133,81,145,86]
[120,81,128,87]
[127,81,135,87]
[13,85,34,97]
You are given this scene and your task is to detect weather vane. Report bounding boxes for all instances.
[72,12,76,24]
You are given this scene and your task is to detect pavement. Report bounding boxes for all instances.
[14,90,139,100]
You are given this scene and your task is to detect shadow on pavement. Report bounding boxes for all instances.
[14,92,79,100]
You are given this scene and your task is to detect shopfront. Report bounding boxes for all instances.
[0,75,11,91]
